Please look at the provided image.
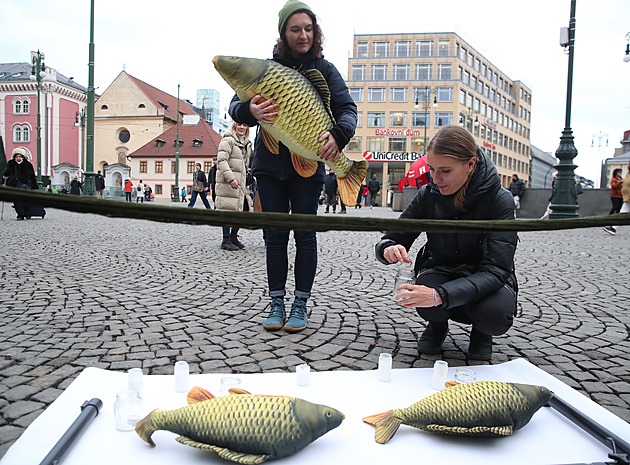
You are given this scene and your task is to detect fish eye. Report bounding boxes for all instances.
[325,411,332,418]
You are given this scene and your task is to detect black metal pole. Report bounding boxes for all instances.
[39,398,102,465]
[548,394,630,459]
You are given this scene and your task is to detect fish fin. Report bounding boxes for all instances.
[291,151,319,178]
[301,69,334,122]
[187,386,215,404]
[425,424,514,437]
[135,409,159,446]
[176,437,271,464]
[362,410,402,444]
[337,158,368,206]
[261,128,279,155]
[445,381,460,388]
[229,388,252,395]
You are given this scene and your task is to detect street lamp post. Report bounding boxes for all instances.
[550,0,578,218]
[414,87,437,155]
[30,50,46,188]
[173,84,181,202]
[623,32,630,63]
[458,109,480,134]
[82,0,97,197]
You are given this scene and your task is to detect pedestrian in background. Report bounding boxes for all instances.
[367,174,380,208]
[1,148,38,220]
[188,163,212,209]
[603,168,624,235]
[375,125,517,361]
[509,173,526,212]
[124,179,132,202]
[209,159,217,208]
[181,186,187,203]
[324,169,338,213]
[229,0,357,333]
[95,170,105,198]
[539,172,557,220]
[70,176,82,195]
[215,122,252,251]
[136,180,145,203]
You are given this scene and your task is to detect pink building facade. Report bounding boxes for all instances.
[0,61,87,181]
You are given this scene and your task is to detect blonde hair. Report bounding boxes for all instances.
[230,122,250,142]
[427,125,478,211]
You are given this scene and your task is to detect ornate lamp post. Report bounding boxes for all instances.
[29,50,46,188]
[550,0,579,218]
[82,0,97,196]
[458,108,480,134]
[173,84,181,202]
[414,87,437,155]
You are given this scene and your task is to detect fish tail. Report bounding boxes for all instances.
[135,409,159,446]
[337,159,368,207]
[362,410,402,444]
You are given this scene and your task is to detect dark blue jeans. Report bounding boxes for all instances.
[188,190,211,209]
[256,175,322,300]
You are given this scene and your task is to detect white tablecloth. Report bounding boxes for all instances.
[2,359,629,465]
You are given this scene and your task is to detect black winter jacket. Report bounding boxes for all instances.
[375,149,517,311]
[2,159,38,189]
[229,50,357,184]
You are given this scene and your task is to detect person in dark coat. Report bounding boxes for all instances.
[69,176,82,195]
[508,173,526,210]
[1,148,38,220]
[324,169,338,213]
[229,0,357,333]
[367,174,380,208]
[187,163,211,209]
[375,125,517,361]
[95,170,105,198]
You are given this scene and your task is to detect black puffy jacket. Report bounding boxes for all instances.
[375,149,517,310]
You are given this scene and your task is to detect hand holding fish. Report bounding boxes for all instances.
[396,284,442,308]
[317,131,340,161]
[384,245,411,264]
[250,94,278,125]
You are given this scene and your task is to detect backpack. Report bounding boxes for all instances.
[137,186,141,192]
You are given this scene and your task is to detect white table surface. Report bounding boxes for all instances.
[2,359,629,465]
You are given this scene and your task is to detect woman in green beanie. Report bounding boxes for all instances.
[229,0,357,333]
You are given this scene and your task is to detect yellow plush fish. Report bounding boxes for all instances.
[136,387,344,464]
[363,381,552,443]
[213,55,367,206]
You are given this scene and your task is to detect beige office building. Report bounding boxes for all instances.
[345,32,532,204]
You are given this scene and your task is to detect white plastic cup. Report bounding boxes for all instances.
[377,353,392,382]
[174,361,189,393]
[127,368,143,397]
[296,364,310,386]
[431,360,448,390]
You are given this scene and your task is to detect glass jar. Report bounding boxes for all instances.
[114,390,143,431]
[454,368,476,384]
[393,267,416,301]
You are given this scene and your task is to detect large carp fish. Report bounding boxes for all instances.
[136,386,344,464]
[213,55,368,207]
[363,381,552,443]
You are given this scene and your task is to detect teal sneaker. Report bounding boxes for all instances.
[284,298,308,333]
[263,297,285,331]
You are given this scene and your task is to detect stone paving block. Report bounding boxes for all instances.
[1,400,45,421]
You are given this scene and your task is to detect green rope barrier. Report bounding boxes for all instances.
[1,186,629,233]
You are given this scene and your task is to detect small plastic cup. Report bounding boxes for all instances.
[454,368,476,384]
[219,376,241,396]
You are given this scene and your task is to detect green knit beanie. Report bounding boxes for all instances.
[278,0,314,36]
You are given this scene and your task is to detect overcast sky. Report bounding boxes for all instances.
[3,0,629,186]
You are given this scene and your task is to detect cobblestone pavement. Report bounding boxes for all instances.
[1,202,629,457]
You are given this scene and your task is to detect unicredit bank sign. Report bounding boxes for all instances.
[363,151,424,163]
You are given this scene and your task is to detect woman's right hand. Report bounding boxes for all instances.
[250,95,278,124]
[383,245,411,264]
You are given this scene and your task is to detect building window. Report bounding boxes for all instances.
[436,87,453,103]
[412,112,428,128]
[204,161,212,172]
[434,112,453,127]
[389,137,406,152]
[366,137,384,152]
[367,112,385,127]
[193,139,203,148]
[155,161,163,173]
[390,87,407,102]
[390,112,407,127]
[357,41,368,57]
[13,126,22,142]
[411,137,425,153]
[118,129,130,143]
[462,70,470,85]
[368,88,386,102]
[357,112,363,127]
[101,104,108,110]
[187,161,195,173]
[371,64,387,80]
[171,161,176,173]
[351,65,366,80]
[155,184,162,195]
[437,40,450,56]
[437,63,452,80]
[372,41,389,57]
[415,63,432,80]
[347,137,362,152]
[417,40,433,57]
[138,103,146,109]
[460,46,467,61]
[394,40,411,57]
[459,89,466,105]
[349,88,363,102]
[140,161,147,173]
[392,64,409,80]
[13,98,29,114]
[156,139,166,148]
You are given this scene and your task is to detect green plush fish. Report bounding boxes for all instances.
[363,381,552,443]
[212,55,367,207]
[136,386,344,464]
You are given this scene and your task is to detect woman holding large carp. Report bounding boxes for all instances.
[227,0,358,332]
[375,125,518,360]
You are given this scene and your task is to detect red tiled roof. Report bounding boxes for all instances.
[125,72,197,122]
[129,118,223,157]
